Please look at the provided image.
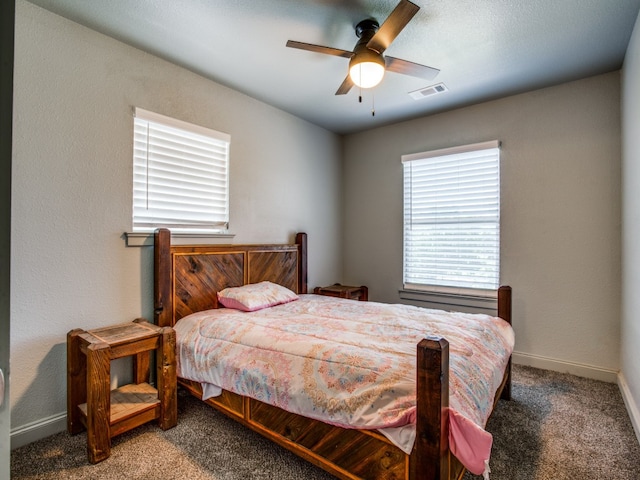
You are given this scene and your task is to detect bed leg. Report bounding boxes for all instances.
[411,337,450,480]
[500,358,512,401]
[498,286,513,401]
[157,326,178,430]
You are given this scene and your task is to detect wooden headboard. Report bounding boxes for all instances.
[153,228,308,328]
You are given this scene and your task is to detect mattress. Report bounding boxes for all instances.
[173,294,514,475]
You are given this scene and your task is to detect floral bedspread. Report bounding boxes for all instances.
[173,294,514,473]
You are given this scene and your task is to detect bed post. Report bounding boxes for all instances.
[411,337,450,480]
[497,285,512,401]
[295,232,308,294]
[497,285,511,325]
[154,228,172,328]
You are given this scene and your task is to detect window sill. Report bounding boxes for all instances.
[124,231,235,247]
[398,287,498,314]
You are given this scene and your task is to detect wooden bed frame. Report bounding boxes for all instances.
[153,228,512,480]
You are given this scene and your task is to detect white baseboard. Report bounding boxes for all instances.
[10,411,66,450]
[512,351,619,383]
[618,372,640,445]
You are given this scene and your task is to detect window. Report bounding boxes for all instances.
[132,108,230,233]
[402,140,500,293]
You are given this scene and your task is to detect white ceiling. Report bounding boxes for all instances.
[26,0,640,134]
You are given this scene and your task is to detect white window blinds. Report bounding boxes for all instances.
[133,108,230,233]
[402,140,500,292]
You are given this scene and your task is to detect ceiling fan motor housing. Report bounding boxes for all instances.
[355,19,380,40]
[350,18,386,87]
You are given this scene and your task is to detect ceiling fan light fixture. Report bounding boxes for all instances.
[349,50,385,89]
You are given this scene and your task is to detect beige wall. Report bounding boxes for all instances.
[343,72,621,381]
[621,10,640,441]
[11,0,342,443]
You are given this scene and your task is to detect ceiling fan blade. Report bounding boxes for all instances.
[367,0,420,54]
[286,40,354,59]
[335,75,354,95]
[385,56,440,81]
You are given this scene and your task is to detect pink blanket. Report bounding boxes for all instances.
[174,295,514,475]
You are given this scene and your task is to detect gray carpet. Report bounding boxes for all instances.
[11,365,640,479]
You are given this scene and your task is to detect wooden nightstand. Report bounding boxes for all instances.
[313,283,368,301]
[67,318,177,463]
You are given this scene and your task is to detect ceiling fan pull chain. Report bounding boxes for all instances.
[371,93,375,117]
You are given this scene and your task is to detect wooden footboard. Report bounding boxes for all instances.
[153,229,512,480]
[179,378,409,479]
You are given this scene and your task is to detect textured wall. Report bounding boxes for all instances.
[342,72,622,378]
[11,0,342,433]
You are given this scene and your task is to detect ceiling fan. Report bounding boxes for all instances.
[286,0,439,95]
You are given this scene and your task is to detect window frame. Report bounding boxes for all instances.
[132,107,230,234]
[402,140,501,296]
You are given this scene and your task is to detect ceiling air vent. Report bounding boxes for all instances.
[409,83,448,100]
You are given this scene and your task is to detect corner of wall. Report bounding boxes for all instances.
[619,372,640,445]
